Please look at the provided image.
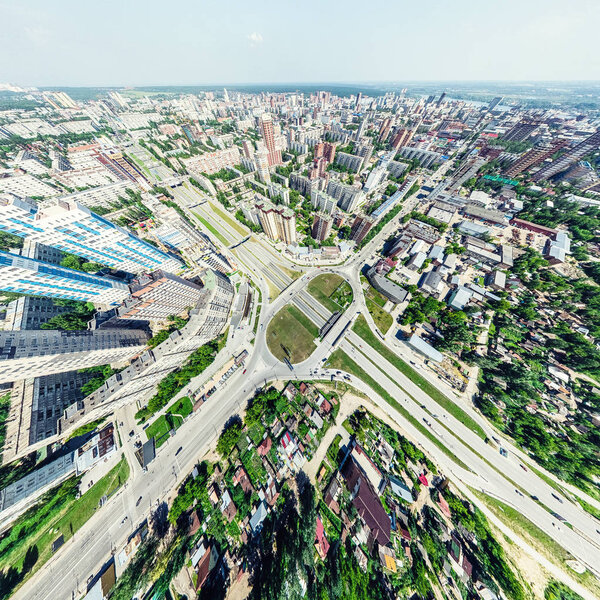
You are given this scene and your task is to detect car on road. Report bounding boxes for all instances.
[530,495,539,501]
[176,446,183,456]
[499,447,508,457]
[242,369,247,374]
[551,493,563,503]
[136,496,143,507]
[519,463,528,471]
[129,430,135,438]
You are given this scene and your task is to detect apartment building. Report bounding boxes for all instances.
[0,195,183,274]
[0,250,130,305]
[312,213,333,242]
[183,146,241,175]
[119,270,205,321]
[255,199,297,244]
[0,328,149,384]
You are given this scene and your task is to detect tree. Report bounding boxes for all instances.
[216,417,243,457]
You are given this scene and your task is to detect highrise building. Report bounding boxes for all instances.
[0,328,149,384]
[532,131,600,182]
[487,96,503,111]
[504,140,567,178]
[0,196,183,274]
[326,180,363,213]
[57,269,234,438]
[119,270,205,321]
[0,250,130,305]
[255,149,271,183]
[312,213,333,242]
[2,296,73,331]
[242,140,253,159]
[355,92,362,111]
[503,119,541,142]
[350,215,374,245]
[255,200,297,244]
[378,118,392,143]
[323,142,336,164]
[260,114,282,167]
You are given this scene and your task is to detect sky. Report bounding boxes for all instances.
[1,0,599,87]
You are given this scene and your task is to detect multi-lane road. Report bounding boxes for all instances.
[14,170,600,600]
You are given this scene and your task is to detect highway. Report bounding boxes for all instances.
[13,169,600,600]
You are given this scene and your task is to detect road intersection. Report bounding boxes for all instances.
[14,175,600,600]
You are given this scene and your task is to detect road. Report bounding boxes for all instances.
[14,165,600,600]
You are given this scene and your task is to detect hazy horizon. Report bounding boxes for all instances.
[2,0,599,87]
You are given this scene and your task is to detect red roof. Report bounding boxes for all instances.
[315,516,330,559]
[342,458,391,546]
[257,436,272,457]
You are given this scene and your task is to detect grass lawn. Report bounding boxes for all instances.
[146,413,182,447]
[192,211,230,247]
[365,297,393,334]
[307,274,353,313]
[209,201,248,237]
[325,349,469,470]
[361,275,388,308]
[267,304,317,364]
[167,396,193,419]
[471,490,600,598]
[352,315,486,440]
[0,456,129,595]
[280,265,302,281]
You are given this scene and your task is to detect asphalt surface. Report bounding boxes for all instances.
[14,169,600,600]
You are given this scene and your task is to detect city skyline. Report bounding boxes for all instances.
[1,0,599,86]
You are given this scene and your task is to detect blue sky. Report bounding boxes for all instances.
[1,0,599,86]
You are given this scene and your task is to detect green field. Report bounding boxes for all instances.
[307,274,353,313]
[325,349,469,470]
[267,304,318,364]
[365,298,393,334]
[0,456,129,596]
[352,315,486,439]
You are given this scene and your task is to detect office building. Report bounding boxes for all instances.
[532,131,600,182]
[0,328,149,384]
[312,213,333,242]
[0,196,183,274]
[0,251,130,305]
[260,114,282,167]
[119,270,205,321]
[350,215,374,244]
[255,200,297,244]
